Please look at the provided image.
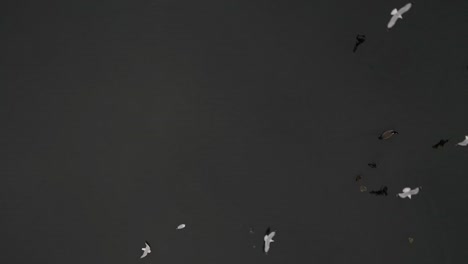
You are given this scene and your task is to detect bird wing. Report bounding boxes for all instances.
[398,193,406,198]
[269,232,276,240]
[140,251,148,259]
[387,15,399,28]
[399,3,412,14]
[409,188,420,195]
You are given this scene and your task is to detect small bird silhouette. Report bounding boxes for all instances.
[355,175,362,182]
[368,163,377,168]
[140,241,151,259]
[370,186,388,196]
[353,34,366,53]
[432,139,449,149]
[379,130,398,140]
[176,224,186,230]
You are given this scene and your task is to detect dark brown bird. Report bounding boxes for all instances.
[370,186,388,196]
[368,163,377,168]
[355,175,362,182]
[353,34,366,53]
[378,130,398,140]
[432,139,449,149]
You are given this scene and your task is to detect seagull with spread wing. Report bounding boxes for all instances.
[387,3,412,29]
[140,241,151,259]
[397,187,421,199]
[263,229,276,254]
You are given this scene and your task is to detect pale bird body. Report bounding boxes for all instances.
[387,3,412,29]
[140,242,151,259]
[456,136,468,146]
[264,231,276,254]
[397,187,420,199]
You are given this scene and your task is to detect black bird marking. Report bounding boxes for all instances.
[368,163,377,168]
[432,139,449,149]
[355,175,362,182]
[369,186,388,196]
[353,34,366,53]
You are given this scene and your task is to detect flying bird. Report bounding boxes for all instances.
[353,34,366,53]
[397,187,421,199]
[140,241,151,259]
[432,139,449,148]
[387,3,412,29]
[378,130,398,140]
[368,163,377,168]
[360,185,367,192]
[263,228,276,254]
[355,175,362,182]
[370,186,388,196]
[456,136,468,146]
[176,224,186,230]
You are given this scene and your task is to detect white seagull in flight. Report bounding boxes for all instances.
[264,230,276,254]
[397,187,421,199]
[456,136,468,146]
[140,241,151,259]
[387,3,412,29]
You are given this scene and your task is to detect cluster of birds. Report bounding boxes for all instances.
[140,225,276,259]
[140,224,186,258]
[354,3,412,53]
[356,129,468,200]
[138,2,468,259]
[353,2,468,199]
[353,128,467,245]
